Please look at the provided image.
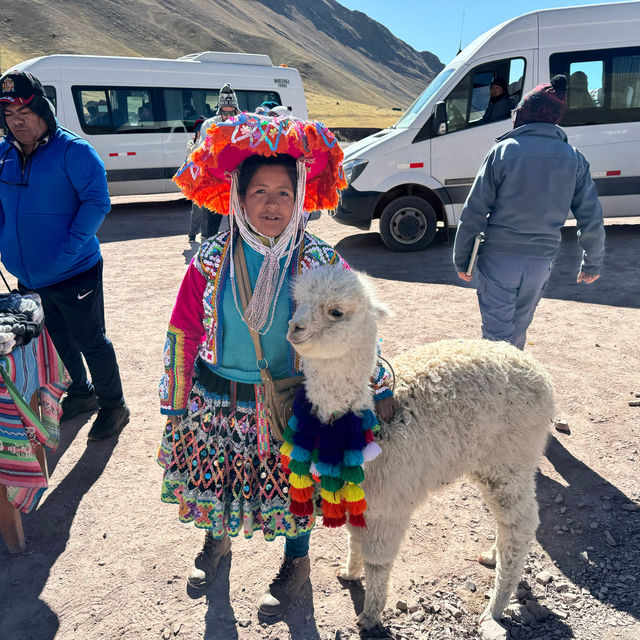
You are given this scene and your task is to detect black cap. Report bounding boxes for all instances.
[491,77,509,93]
[0,71,46,105]
[0,70,57,136]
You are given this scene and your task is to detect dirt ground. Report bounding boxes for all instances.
[1,199,639,640]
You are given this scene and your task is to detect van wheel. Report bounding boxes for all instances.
[379,196,438,251]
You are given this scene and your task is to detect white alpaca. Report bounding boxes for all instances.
[287,265,553,633]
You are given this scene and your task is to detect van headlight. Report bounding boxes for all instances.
[343,159,368,185]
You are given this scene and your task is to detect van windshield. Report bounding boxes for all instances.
[395,67,456,129]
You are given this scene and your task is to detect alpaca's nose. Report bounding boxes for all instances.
[288,318,305,333]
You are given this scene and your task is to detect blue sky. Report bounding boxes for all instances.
[336,1,624,65]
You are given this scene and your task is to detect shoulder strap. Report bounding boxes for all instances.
[234,240,267,364]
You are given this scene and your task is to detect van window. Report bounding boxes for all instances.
[396,67,456,129]
[162,88,281,132]
[73,87,157,133]
[73,86,282,135]
[44,85,57,112]
[443,58,526,133]
[550,46,640,125]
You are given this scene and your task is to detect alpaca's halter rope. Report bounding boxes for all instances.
[377,355,396,393]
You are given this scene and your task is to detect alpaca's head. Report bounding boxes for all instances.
[287,266,389,360]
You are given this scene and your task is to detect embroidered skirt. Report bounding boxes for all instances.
[157,363,315,541]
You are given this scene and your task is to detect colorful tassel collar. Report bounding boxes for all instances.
[280,387,381,528]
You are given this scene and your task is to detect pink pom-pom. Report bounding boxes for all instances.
[362,441,382,462]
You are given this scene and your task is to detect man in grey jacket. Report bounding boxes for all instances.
[453,75,605,349]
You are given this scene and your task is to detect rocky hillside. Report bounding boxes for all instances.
[0,0,443,108]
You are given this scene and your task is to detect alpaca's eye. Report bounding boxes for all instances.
[329,308,343,318]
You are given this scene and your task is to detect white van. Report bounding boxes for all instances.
[6,52,308,196]
[334,1,640,251]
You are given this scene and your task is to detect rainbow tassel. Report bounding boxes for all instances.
[341,465,365,484]
[320,488,340,504]
[362,441,382,462]
[340,483,365,503]
[324,515,347,528]
[320,475,344,492]
[279,387,385,530]
[288,472,314,489]
[343,449,364,466]
[348,513,367,528]
[290,485,314,502]
[289,499,314,516]
[346,498,367,515]
[322,500,346,519]
[287,458,311,476]
[290,444,312,461]
[315,461,343,477]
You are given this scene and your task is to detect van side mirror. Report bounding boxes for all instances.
[432,101,447,136]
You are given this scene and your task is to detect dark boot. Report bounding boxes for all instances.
[87,402,130,440]
[187,532,231,588]
[257,554,310,616]
[61,388,99,422]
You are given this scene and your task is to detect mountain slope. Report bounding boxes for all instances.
[1,0,443,111]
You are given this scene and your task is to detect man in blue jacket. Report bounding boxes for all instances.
[453,75,605,349]
[0,71,129,440]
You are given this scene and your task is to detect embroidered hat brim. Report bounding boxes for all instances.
[173,112,347,214]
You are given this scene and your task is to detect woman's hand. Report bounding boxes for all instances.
[375,396,397,423]
[168,415,181,428]
[457,271,473,282]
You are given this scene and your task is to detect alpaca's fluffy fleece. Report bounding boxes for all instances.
[288,266,553,631]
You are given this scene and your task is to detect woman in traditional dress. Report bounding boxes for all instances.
[158,113,394,615]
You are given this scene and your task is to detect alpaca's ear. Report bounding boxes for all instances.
[371,299,391,323]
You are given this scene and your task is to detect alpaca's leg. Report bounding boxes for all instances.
[358,514,411,630]
[339,525,364,580]
[472,469,539,623]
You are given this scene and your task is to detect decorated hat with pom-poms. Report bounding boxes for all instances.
[173,112,347,214]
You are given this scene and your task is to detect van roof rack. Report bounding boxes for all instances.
[178,52,273,66]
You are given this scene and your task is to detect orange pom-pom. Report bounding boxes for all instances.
[345,498,367,515]
[322,500,346,519]
[290,485,314,502]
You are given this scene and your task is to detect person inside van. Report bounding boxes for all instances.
[453,75,605,350]
[137,102,153,123]
[569,71,596,109]
[86,101,99,124]
[479,77,514,124]
[183,103,197,122]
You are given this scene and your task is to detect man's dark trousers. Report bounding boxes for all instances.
[19,258,124,409]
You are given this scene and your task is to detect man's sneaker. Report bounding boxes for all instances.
[61,390,99,422]
[187,533,232,588]
[87,402,130,441]
[257,554,310,616]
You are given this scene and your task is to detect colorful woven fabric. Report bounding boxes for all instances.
[0,330,68,512]
[173,112,347,214]
[280,387,382,528]
[158,375,315,540]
